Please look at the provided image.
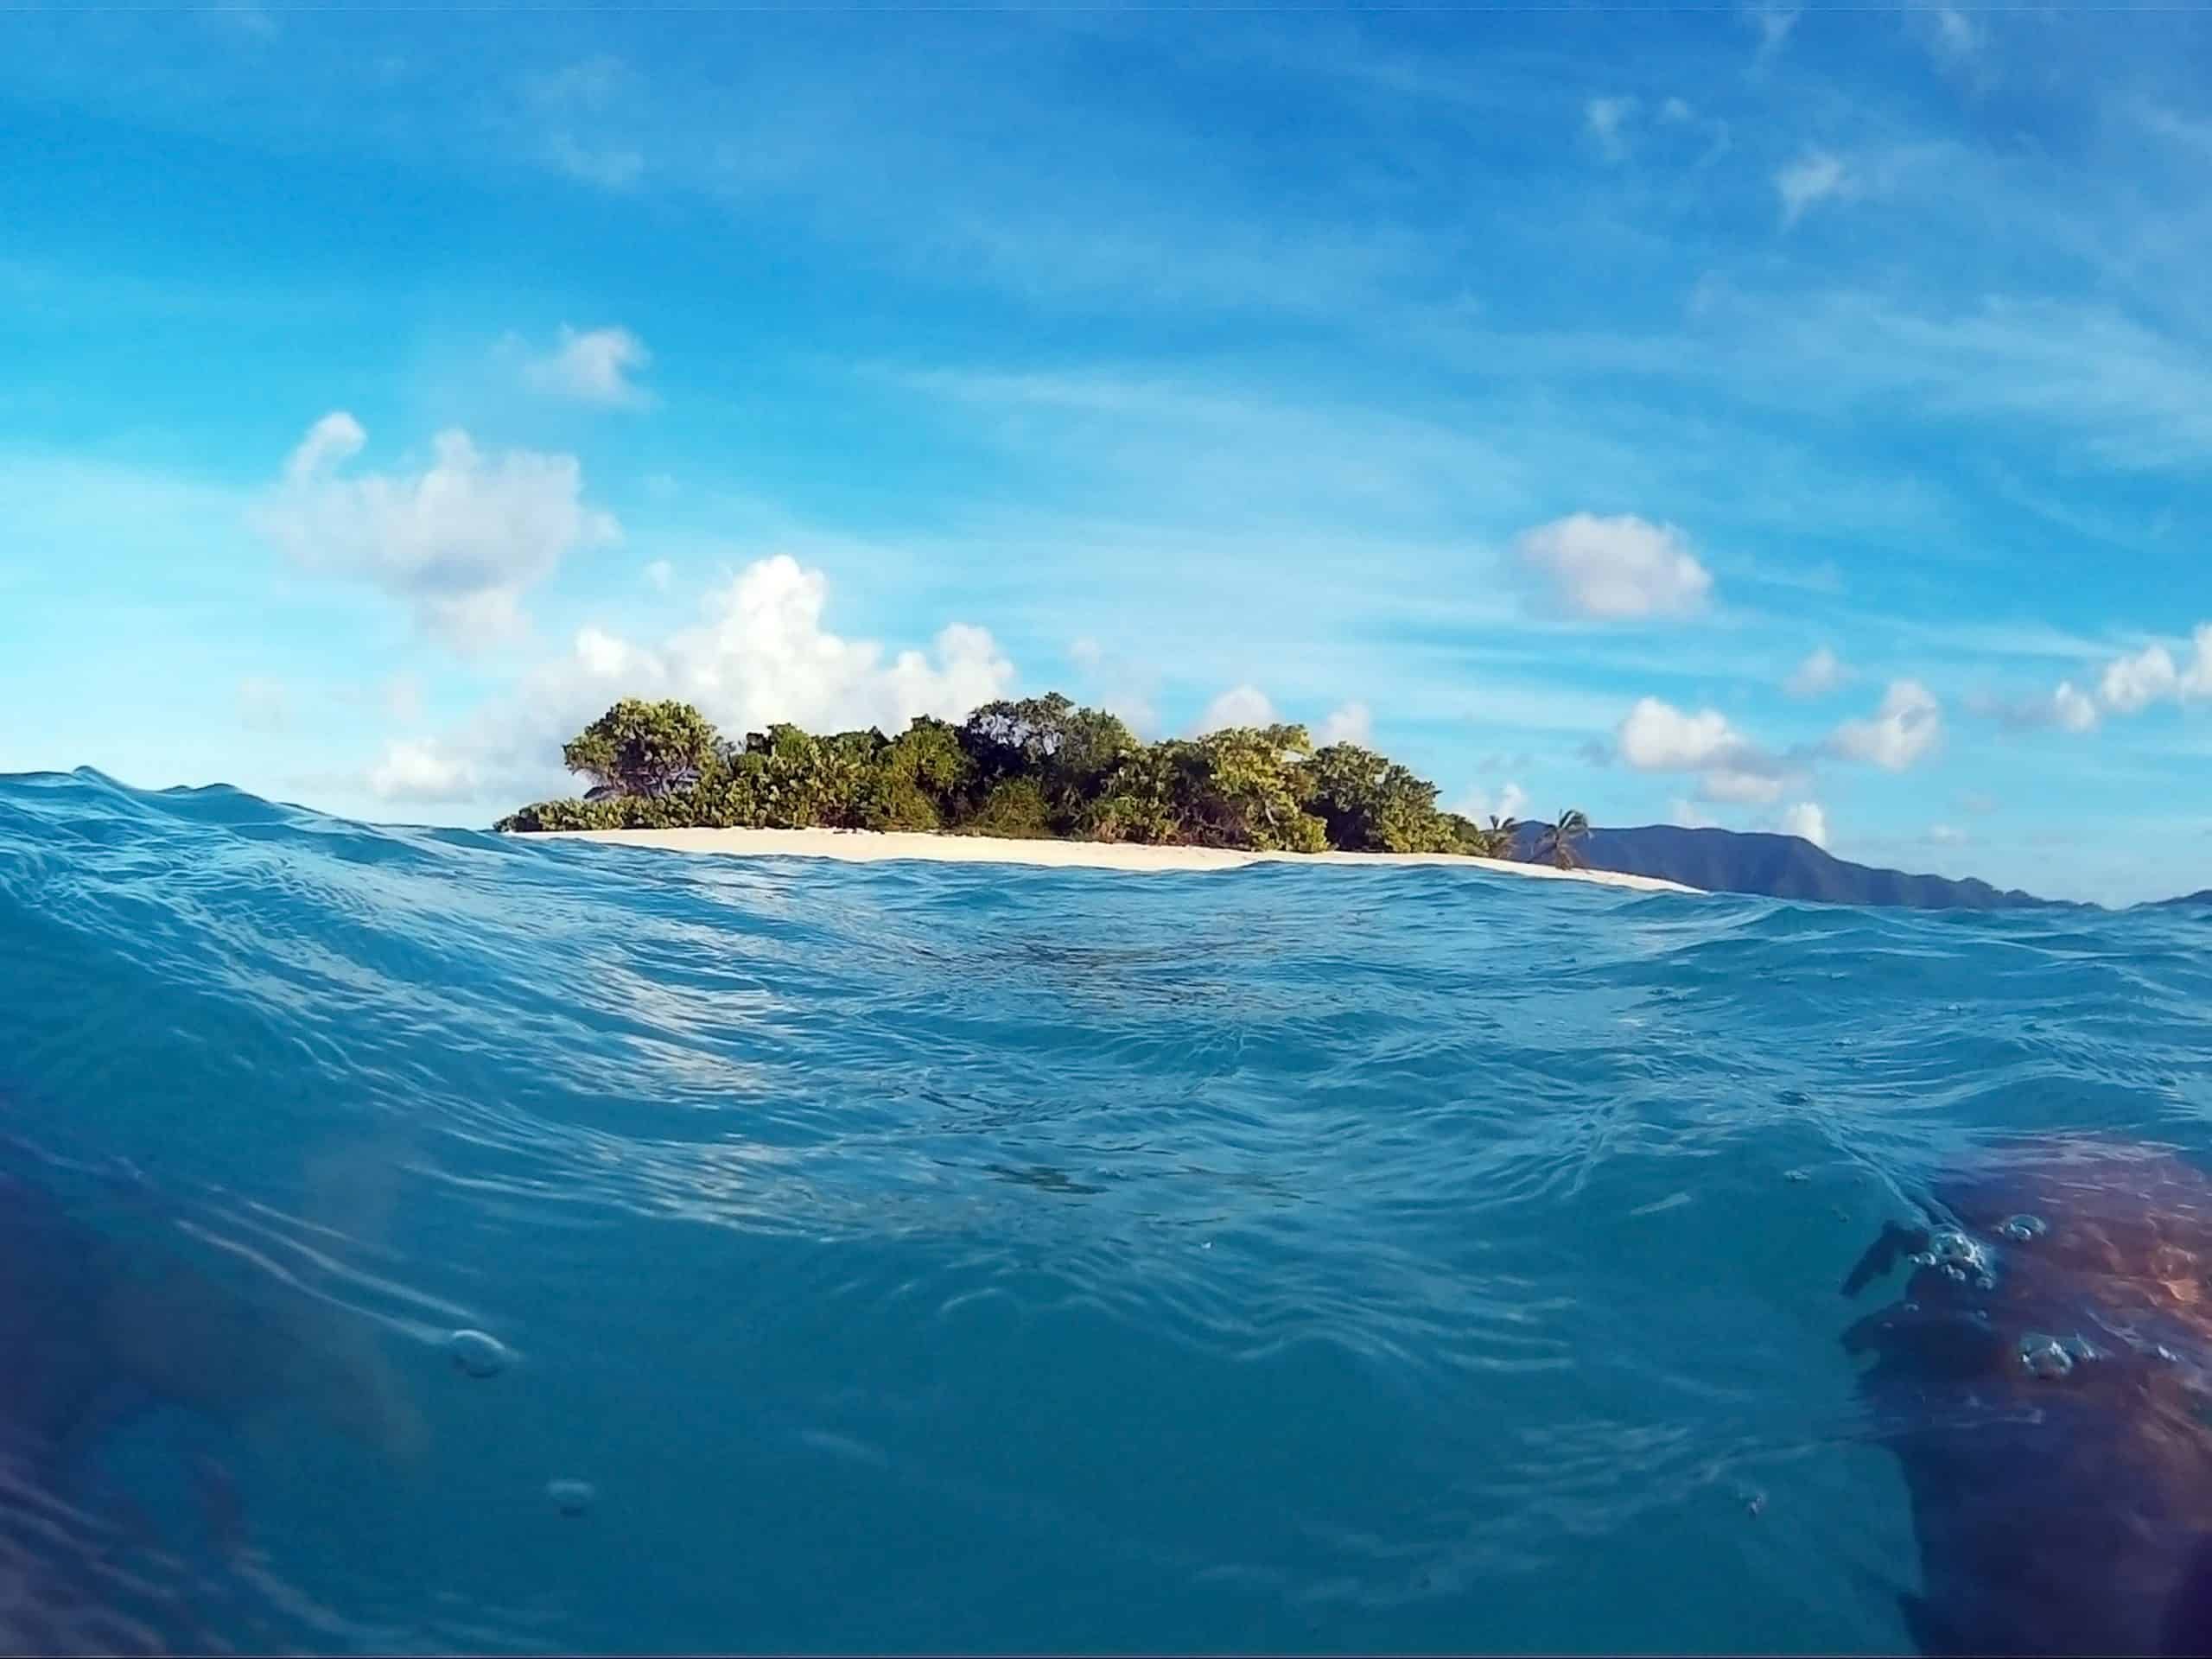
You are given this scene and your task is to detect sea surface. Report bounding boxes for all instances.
[3,766,2209,1655]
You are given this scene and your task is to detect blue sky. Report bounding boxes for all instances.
[3,3,2209,904]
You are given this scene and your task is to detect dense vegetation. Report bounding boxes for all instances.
[496,695,1591,865]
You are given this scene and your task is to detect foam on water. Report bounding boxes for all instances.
[3,767,2209,1653]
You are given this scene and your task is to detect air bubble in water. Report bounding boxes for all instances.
[547,1479,596,1516]
[448,1329,512,1378]
[2000,1214,2048,1242]
[2020,1334,2074,1379]
[1929,1229,1989,1271]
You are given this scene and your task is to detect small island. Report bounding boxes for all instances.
[493,696,1696,891]
[496,694,1594,857]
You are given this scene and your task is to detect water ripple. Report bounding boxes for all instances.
[3,768,2210,1652]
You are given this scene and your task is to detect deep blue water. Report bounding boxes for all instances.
[3,766,2210,1654]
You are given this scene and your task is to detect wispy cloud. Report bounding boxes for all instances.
[516,325,654,408]
[1586,96,1637,163]
[1776,149,1858,226]
[518,55,646,190]
[1784,645,1846,699]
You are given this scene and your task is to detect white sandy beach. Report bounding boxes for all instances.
[538,826,1700,893]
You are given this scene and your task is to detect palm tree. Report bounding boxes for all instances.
[1535,808,1591,869]
[1482,814,1519,859]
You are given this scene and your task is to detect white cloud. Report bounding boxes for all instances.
[644,559,673,593]
[1586,97,1637,162]
[2052,680,2100,732]
[1914,3,1982,62]
[1929,823,1967,845]
[1617,697,1748,771]
[1068,636,1103,669]
[573,624,637,679]
[544,136,645,190]
[1660,97,1694,124]
[1776,801,1829,848]
[1194,683,1276,734]
[368,738,479,804]
[1828,679,1942,770]
[1619,696,1798,804]
[2029,624,2212,732]
[1776,150,1857,225]
[1513,512,1713,620]
[1669,798,1716,830]
[368,554,1015,808]
[520,324,653,408]
[1745,4,1798,60]
[2098,643,2179,714]
[1785,645,1846,699]
[1455,781,1530,823]
[1698,766,1785,806]
[524,57,646,190]
[1316,700,1373,746]
[238,675,289,734]
[254,413,619,652]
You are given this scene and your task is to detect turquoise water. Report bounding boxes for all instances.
[3,767,2209,1655]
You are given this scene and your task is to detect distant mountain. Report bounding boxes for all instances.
[1504,823,2062,911]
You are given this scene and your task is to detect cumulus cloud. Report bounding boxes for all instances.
[2017,624,2212,734]
[1513,512,1713,620]
[1775,801,1828,848]
[366,553,1015,806]
[254,412,620,652]
[1828,679,1942,770]
[1785,645,1846,699]
[2052,680,2100,732]
[1194,683,1275,734]
[1776,150,1857,225]
[1618,697,1749,771]
[1454,780,1530,824]
[368,739,479,804]
[520,324,653,407]
[1316,701,1373,746]
[2099,643,2181,713]
[1618,696,1799,804]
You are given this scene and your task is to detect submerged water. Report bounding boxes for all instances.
[3,767,2209,1654]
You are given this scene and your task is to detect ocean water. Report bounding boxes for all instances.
[3,767,2210,1656]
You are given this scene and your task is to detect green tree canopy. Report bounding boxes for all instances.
[562,698,721,798]
[497,695,1598,876]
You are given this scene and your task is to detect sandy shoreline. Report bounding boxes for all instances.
[534,826,1700,894]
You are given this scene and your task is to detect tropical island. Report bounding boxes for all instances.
[495,694,1600,867]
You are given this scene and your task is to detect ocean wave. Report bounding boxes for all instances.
[3,768,2209,1652]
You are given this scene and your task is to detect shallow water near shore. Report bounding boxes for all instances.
[3,766,2210,1654]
